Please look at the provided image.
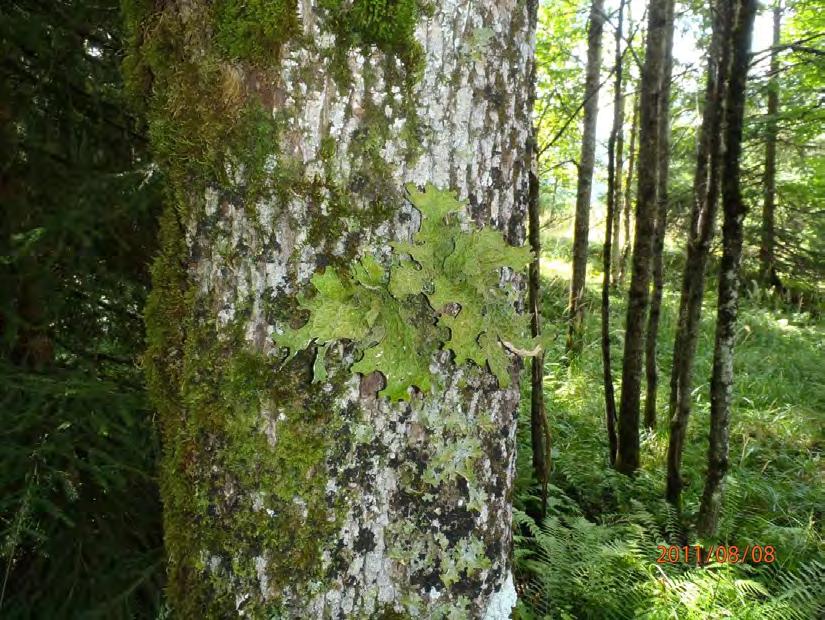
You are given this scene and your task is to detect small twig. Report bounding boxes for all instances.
[501,340,543,357]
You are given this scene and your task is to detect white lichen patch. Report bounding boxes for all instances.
[483,572,517,620]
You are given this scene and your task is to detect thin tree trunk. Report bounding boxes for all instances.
[567,0,606,355]
[528,159,550,516]
[697,0,757,536]
[616,0,669,474]
[620,92,639,287]
[610,99,625,289]
[132,1,537,615]
[602,0,625,465]
[666,0,731,508]
[759,3,782,290]
[643,0,676,430]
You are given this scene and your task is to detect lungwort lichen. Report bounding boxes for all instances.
[274,184,534,400]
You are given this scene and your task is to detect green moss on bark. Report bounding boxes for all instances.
[319,0,425,71]
[122,0,290,208]
[213,0,300,63]
[145,209,347,614]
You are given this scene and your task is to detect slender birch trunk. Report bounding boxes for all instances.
[620,92,639,287]
[616,0,669,474]
[567,0,605,354]
[759,3,782,290]
[666,0,731,508]
[643,0,676,430]
[602,0,625,465]
[610,100,625,288]
[528,158,550,516]
[698,0,758,536]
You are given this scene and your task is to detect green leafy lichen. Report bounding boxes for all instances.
[274,184,533,400]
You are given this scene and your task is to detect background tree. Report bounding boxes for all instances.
[616,0,669,474]
[666,0,731,509]
[698,0,758,536]
[567,0,606,354]
[643,0,675,430]
[528,152,550,516]
[600,0,626,465]
[0,0,163,615]
[759,2,783,289]
[619,90,640,286]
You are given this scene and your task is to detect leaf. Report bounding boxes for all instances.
[273,268,370,359]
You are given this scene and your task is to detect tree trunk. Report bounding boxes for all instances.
[616,0,669,474]
[697,0,757,537]
[666,0,731,508]
[528,160,550,516]
[130,1,537,616]
[567,0,605,354]
[602,0,625,465]
[759,3,782,290]
[610,98,625,288]
[642,0,676,430]
[619,92,639,287]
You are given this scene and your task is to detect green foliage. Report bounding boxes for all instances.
[0,365,163,619]
[514,234,825,619]
[274,184,533,400]
[514,501,824,620]
[0,0,163,616]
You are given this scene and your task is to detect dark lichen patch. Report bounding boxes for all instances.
[354,527,377,553]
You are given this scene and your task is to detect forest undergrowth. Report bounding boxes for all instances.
[513,230,825,619]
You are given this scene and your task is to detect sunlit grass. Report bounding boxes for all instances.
[515,224,825,619]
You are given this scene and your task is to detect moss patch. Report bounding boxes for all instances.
[123,1,288,209]
[145,212,346,614]
[319,0,425,74]
[213,0,299,63]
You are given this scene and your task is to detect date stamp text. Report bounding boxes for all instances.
[656,544,776,565]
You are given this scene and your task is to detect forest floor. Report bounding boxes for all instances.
[513,227,825,619]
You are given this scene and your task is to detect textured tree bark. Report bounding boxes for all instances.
[616,0,669,474]
[666,0,730,508]
[619,92,639,287]
[698,0,757,537]
[642,0,675,431]
[567,0,605,355]
[759,3,782,290]
[134,1,538,616]
[601,0,625,466]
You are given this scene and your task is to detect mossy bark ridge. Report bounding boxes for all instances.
[128,0,537,616]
